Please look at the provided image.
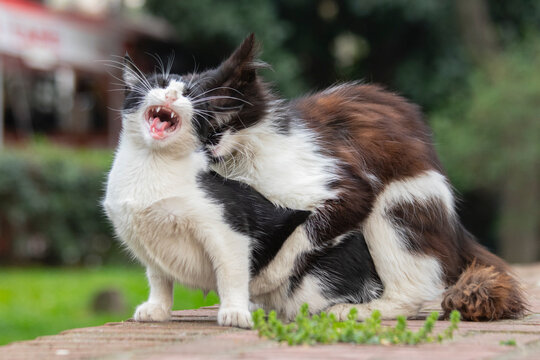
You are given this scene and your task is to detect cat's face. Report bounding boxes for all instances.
[120,34,268,156]
[193,35,269,160]
[121,60,198,154]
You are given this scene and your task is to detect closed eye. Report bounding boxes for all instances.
[206,131,224,145]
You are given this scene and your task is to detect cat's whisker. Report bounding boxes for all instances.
[107,105,128,113]
[186,56,200,90]
[107,57,154,91]
[189,74,214,92]
[189,86,245,101]
[104,62,153,94]
[193,112,218,133]
[165,51,175,80]
[191,96,252,106]
[146,52,167,81]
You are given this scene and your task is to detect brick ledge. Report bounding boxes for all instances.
[1,264,539,360]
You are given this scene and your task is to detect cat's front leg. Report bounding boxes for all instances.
[134,266,173,322]
[202,228,253,328]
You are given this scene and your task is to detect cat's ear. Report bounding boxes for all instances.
[203,34,268,117]
[215,33,267,89]
[123,53,140,91]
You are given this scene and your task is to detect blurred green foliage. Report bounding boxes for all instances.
[145,0,540,110]
[432,35,540,191]
[0,267,219,345]
[0,141,116,265]
[144,0,540,260]
[431,35,540,259]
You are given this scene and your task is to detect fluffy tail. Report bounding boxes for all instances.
[441,230,527,321]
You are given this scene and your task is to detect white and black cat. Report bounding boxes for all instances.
[180,34,526,321]
[103,56,383,328]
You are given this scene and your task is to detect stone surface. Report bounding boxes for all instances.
[1,264,539,360]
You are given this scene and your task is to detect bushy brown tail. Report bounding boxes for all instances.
[441,240,527,321]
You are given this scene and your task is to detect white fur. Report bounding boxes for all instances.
[250,226,313,296]
[104,80,253,328]
[281,275,329,320]
[328,170,451,320]
[134,267,173,322]
[212,115,340,210]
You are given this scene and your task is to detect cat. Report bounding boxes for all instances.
[180,34,526,321]
[102,55,383,328]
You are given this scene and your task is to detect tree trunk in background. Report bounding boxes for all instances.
[498,170,540,263]
[455,0,500,65]
[455,0,539,262]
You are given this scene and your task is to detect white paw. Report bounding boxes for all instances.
[217,307,253,328]
[133,302,171,322]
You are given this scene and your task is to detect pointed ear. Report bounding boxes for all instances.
[215,33,266,87]
[123,53,140,90]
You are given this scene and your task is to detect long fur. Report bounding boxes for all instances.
[192,34,526,321]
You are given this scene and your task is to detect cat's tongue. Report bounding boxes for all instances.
[150,117,171,139]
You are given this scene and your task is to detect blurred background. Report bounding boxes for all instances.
[0,0,538,345]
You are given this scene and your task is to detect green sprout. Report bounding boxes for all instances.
[252,304,461,346]
[499,339,517,346]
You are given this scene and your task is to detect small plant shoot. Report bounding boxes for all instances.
[252,304,461,346]
[499,339,517,346]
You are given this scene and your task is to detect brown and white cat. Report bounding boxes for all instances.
[183,34,526,321]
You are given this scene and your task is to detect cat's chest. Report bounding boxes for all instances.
[103,148,215,287]
[105,146,201,204]
[215,130,340,210]
[103,146,204,241]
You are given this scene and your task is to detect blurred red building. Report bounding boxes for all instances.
[0,0,176,147]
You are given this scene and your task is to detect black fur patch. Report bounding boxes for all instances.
[179,35,274,150]
[198,170,311,275]
[123,86,144,113]
[288,231,383,303]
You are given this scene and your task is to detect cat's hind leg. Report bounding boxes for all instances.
[134,266,174,322]
[331,171,454,321]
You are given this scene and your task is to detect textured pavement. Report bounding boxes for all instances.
[1,264,539,360]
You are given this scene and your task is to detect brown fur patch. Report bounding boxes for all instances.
[441,261,527,321]
[386,198,463,283]
[294,84,444,244]
[296,84,443,184]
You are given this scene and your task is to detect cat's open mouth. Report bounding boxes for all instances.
[145,106,181,140]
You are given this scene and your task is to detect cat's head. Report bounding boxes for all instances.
[185,34,271,158]
[121,56,198,154]
[119,34,269,155]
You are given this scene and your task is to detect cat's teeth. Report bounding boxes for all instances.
[171,112,175,118]
[157,107,161,112]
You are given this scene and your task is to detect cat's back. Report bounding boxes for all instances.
[293,83,443,181]
[294,83,426,140]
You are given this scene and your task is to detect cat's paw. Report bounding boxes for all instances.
[217,307,253,328]
[133,302,171,322]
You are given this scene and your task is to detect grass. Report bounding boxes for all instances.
[0,267,219,345]
[4,138,113,170]
[253,304,461,346]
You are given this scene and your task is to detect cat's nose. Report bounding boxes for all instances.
[165,89,178,102]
